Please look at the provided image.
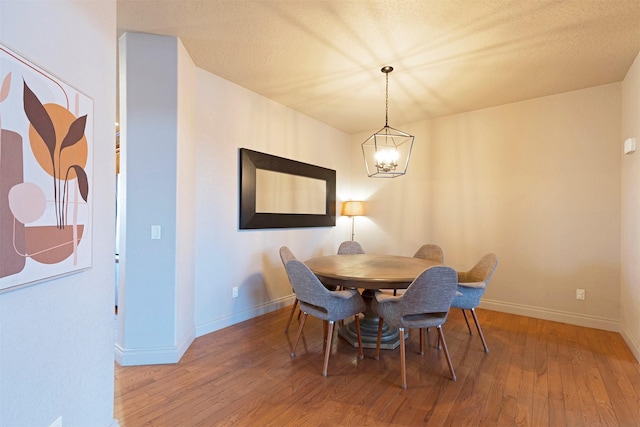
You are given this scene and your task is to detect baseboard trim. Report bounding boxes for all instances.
[114,327,196,366]
[479,299,619,332]
[195,295,295,337]
[620,323,640,363]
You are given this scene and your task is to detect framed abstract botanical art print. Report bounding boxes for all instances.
[0,43,93,292]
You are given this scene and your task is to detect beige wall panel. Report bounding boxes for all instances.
[352,84,621,326]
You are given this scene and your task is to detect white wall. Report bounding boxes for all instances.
[115,33,354,360]
[116,33,196,365]
[350,84,622,331]
[0,1,117,426]
[193,68,354,336]
[621,51,640,361]
[175,37,197,358]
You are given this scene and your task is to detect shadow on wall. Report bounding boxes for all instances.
[259,251,292,303]
[235,272,275,310]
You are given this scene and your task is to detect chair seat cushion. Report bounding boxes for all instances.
[375,292,400,303]
[458,281,486,289]
[299,289,365,322]
[401,312,448,329]
[450,284,485,309]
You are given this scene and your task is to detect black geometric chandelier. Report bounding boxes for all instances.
[361,66,415,178]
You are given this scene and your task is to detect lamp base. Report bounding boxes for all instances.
[350,217,355,241]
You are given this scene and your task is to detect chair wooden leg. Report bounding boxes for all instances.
[322,321,335,377]
[419,328,425,355]
[284,299,299,333]
[461,309,473,335]
[437,326,456,381]
[399,327,407,389]
[336,287,345,327]
[470,308,489,353]
[291,312,308,357]
[323,320,328,348]
[375,317,384,360]
[354,315,364,359]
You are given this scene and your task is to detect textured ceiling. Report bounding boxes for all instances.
[117,0,640,135]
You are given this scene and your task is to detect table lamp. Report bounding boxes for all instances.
[342,201,365,241]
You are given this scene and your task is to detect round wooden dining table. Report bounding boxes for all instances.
[304,254,440,349]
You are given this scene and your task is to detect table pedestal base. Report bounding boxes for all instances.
[338,289,406,349]
[339,318,407,349]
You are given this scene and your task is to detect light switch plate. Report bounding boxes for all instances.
[151,225,161,239]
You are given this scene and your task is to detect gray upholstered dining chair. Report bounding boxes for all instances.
[451,253,498,353]
[336,240,365,295]
[280,246,299,333]
[390,243,445,296]
[337,240,365,254]
[413,243,444,263]
[284,259,366,377]
[372,265,458,388]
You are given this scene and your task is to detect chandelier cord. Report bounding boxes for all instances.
[385,71,389,127]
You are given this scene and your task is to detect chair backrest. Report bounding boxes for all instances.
[413,244,444,263]
[337,241,365,254]
[401,266,458,316]
[459,253,498,284]
[279,246,297,265]
[284,260,333,306]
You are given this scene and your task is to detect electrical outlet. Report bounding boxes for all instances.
[576,289,585,300]
[232,286,238,298]
[49,416,62,427]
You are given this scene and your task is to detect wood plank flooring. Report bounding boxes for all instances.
[114,307,640,426]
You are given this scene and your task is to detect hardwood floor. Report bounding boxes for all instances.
[114,307,640,426]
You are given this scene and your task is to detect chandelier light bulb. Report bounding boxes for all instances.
[374,148,399,172]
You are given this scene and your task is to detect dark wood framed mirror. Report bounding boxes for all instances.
[239,148,336,229]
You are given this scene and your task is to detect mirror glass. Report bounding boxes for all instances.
[256,170,326,214]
